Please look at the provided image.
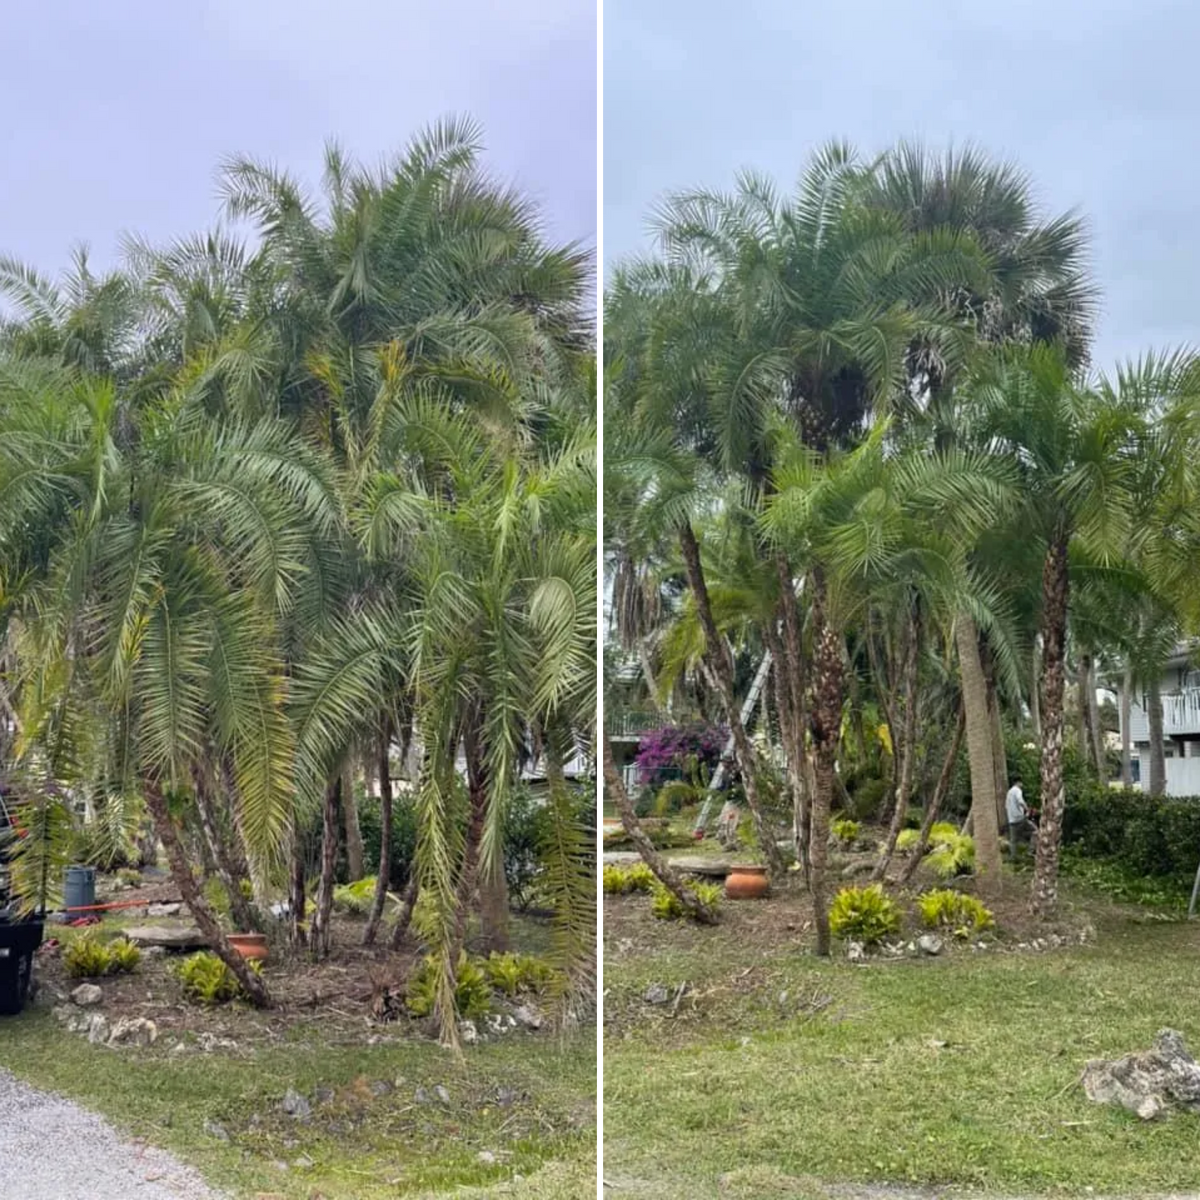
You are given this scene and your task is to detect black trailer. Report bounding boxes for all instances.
[0,793,44,1014]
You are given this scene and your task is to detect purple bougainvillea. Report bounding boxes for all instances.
[634,722,727,785]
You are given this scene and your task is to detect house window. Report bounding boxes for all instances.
[1165,745,1176,758]
[1186,670,1200,691]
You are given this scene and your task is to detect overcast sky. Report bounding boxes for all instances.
[7,2,1197,371]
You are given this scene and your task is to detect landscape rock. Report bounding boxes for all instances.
[414,1087,431,1104]
[108,1016,158,1047]
[478,1150,497,1165]
[86,1013,111,1045]
[642,983,670,1005]
[70,983,103,1007]
[841,860,874,879]
[917,934,944,957]
[197,1032,239,1053]
[141,945,167,959]
[513,1003,543,1030]
[123,924,207,949]
[280,1088,312,1119]
[314,1086,335,1104]
[434,1084,451,1105]
[458,1019,479,1045]
[146,902,182,917]
[846,941,866,963]
[1083,1028,1200,1120]
[370,1080,393,1097]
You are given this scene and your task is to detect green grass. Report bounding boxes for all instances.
[0,1010,594,1199]
[604,900,1200,1197]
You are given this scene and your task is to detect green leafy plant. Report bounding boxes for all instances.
[895,828,922,855]
[927,832,976,878]
[829,884,902,945]
[115,868,143,888]
[649,879,722,920]
[63,934,114,979]
[484,951,558,996]
[831,817,861,845]
[333,876,379,915]
[175,951,261,1006]
[405,952,492,1019]
[603,862,656,894]
[107,937,142,973]
[916,889,995,936]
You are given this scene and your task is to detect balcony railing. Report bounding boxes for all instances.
[1162,688,1200,736]
[604,708,661,739]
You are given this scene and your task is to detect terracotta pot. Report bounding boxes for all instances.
[725,864,769,900]
[227,932,269,962]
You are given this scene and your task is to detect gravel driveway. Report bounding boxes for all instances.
[0,1068,226,1199]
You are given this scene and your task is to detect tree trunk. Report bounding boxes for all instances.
[764,615,809,888]
[310,776,340,957]
[1076,662,1093,770]
[1148,676,1166,797]
[774,553,810,887]
[390,875,420,949]
[289,827,307,947]
[1120,666,1133,787]
[955,614,1002,895]
[873,603,921,881]
[1086,654,1106,778]
[808,573,843,957]
[899,703,966,885]
[988,673,1008,830]
[1032,531,1070,916]
[638,638,667,715]
[364,723,393,947]
[451,715,489,964]
[678,522,785,879]
[602,735,717,923]
[1030,638,1042,739]
[479,858,511,954]
[341,757,365,882]
[143,778,271,1007]
[192,764,256,932]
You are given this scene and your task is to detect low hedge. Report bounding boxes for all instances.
[1062,784,1200,881]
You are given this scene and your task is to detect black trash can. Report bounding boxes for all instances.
[0,919,44,1015]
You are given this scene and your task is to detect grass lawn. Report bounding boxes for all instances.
[603,871,1200,1198]
[0,1007,594,1198]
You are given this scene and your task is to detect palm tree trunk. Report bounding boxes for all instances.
[1120,666,1133,787]
[638,639,667,716]
[808,573,843,957]
[900,703,966,885]
[1087,656,1105,777]
[192,765,257,932]
[602,735,717,923]
[1032,531,1070,916]
[310,776,340,958]
[955,614,1002,894]
[775,553,810,885]
[364,722,393,947]
[341,758,365,881]
[143,778,271,1007]
[390,875,420,949]
[452,716,489,963]
[1149,676,1166,796]
[1030,638,1042,739]
[988,674,1007,830]
[289,827,307,946]
[1076,662,1093,770]
[873,604,920,881]
[678,522,785,879]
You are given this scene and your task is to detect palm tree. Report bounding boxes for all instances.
[964,344,1158,914]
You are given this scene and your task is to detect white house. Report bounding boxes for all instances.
[1122,644,1200,795]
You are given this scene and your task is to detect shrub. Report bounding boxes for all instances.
[895,828,922,855]
[927,832,975,878]
[333,876,379,916]
[649,879,722,920]
[484,951,558,996]
[115,868,142,888]
[603,862,656,894]
[928,822,959,844]
[175,951,260,1005]
[107,937,141,973]
[634,722,725,787]
[831,818,861,845]
[844,776,889,821]
[653,779,704,815]
[916,889,995,936]
[63,934,114,979]
[405,952,492,1019]
[356,792,419,891]
[828,884,901,945]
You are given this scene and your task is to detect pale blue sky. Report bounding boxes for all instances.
[6,1,1196,370]
[604,0,1198,369]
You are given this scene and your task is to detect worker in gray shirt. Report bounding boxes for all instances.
[1005,779,1035,858]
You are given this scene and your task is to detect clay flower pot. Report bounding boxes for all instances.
[227,932,269,962]
[725,864,769,900]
